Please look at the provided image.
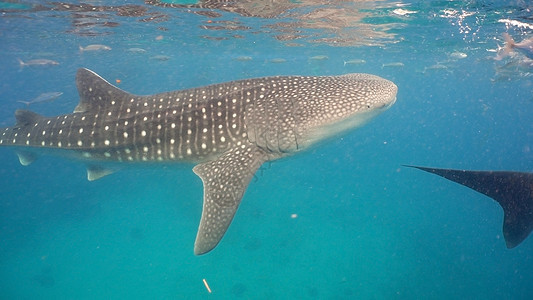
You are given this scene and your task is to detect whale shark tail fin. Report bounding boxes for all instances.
[405,165,533,248]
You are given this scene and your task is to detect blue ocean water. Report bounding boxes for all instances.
[0,0,532,298]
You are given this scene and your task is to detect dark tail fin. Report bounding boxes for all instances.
[404,165,533,248]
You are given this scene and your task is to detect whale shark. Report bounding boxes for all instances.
[405,165,533,248]
[0,68,397,254]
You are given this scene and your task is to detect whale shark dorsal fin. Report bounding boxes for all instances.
[74,68,135,113]
[15,109,44,127]
[405,165,533,249]
[192,144,268,255]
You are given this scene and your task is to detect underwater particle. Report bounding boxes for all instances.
[291,213,298,219]
[155,35,164,40]
[32,273,55,287]
[307,286,319,297]
[129,227,144,239]
[32,265,55,287]
[231,283,247,297]
[203,278,212,293]
[116,79,121,84]
[243,237,262,251]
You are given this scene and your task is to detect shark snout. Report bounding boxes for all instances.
[374,80,397,110]
[386,94,397,108]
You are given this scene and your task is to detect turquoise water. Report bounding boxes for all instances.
[1,0,532,298]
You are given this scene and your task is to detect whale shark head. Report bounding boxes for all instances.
[244,73,397,153]
[296,73,397,148]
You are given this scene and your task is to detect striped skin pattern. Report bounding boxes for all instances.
[0,68,397,254]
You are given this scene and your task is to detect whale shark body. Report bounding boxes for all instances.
[0,68,397,254]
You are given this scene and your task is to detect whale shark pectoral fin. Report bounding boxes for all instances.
[16,151,37,166]
[404,165,533,249]
[192,144,268,255]
[86,165,115,181]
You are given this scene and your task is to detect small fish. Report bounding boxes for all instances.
[17,92,63,106]
[127,48,147,53]
[309,55,329,61]
[492,56,533,82]
[150,55,171,61]
[270,58,287,63]
[382,62,405,68]
[423,63,449,73]
[343,59,366,66]
[496,33,533,60]
[234,56,252,61]
[449,52,467,59]
[79,44,112,52]
[17,58,59,67]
